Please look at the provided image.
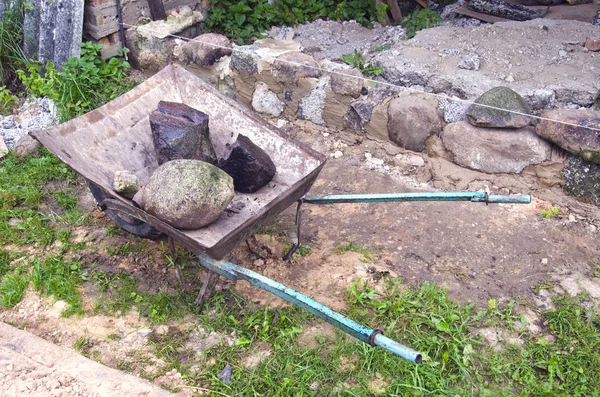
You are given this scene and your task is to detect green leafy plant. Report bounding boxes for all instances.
[18,42,134,122]
[540,207,560,219]
[402,8,442,39]
[342,49,382,77]
[0,85,17,115]
[206,0,376,44]
[0,0,27,85]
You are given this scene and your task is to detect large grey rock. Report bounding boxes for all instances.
[126,12,205,71]
[563,155,600,207]
[330,67,364,98]
[466,87,532,128]
[150,101,217,166]
[133,160,235,230]
[218,134,276,193]
[387,93,442,152]
[13,134,41,158]
[230,45,260,74]
[272,52,321,84]
[441,121,551,174]
[298,77,329,125]
[536,109,600,164]
[181,33,232,66]
[251,83,284,117]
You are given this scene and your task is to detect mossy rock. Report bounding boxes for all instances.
[466,86,531,128]
[134,160,235,230]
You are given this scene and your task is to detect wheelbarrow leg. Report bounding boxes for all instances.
[283,200,303,262]
[168,236,185,291]
[194,270,218,313]
[245,234,267,260]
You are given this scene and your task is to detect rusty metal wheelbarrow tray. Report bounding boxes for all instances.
[31,64,326,259]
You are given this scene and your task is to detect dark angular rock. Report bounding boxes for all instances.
[218,134,276,193]
[150,101,217,166]
[467,0,548,21]
[594,11,600,26]
[563,155,600,207]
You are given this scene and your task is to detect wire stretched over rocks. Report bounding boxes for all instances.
[122,22,600,133]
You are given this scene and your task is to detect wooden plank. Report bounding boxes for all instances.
[147,0,166,20]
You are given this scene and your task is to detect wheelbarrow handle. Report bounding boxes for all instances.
[302,192,531,205]
[198,253,422,364]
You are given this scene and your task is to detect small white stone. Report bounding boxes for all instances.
[505,74,514,83]
[253,259,265,267]
[364,152,372,160]
[333,150,343,159]
[322,132,330,137]
[568,214,576,222]
[541,258,548,264]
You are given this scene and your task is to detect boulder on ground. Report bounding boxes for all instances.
[535,109,600,164]
[466,86,532,128]
[150,101,217,166]
[441,121,551,174]
[113,171,141,199]
[14,134,41,158]
[181,33,232,66]
[218,134,276,193]
[272,52,321,84]
[133,160,234,229]
[387,93,442,152]
[252,83,285,117]
[563,155,600,207]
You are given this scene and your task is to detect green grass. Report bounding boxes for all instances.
[0,267,29,308]
[0,150,79,247]
[152,280,600,397]
[335,240,376,262]
[31,256,84,316]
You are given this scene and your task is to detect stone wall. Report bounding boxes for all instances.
[84,0,204,59]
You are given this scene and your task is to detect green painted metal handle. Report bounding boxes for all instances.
[303,192,531,205]
[197,253,422,364]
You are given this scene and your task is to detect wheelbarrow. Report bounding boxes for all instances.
[32,64,530,364]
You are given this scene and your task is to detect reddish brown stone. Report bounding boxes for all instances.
[585,37,600,52]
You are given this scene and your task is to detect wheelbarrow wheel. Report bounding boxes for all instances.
[88,182,162,239]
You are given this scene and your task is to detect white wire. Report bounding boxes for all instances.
[122,22,600,133]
